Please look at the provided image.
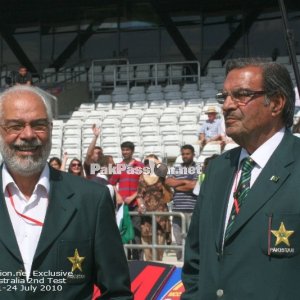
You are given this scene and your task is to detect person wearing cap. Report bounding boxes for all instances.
[198,106,225,151]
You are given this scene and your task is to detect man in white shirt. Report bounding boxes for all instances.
[198,106,225,151]
[0,85,132,299]
[182,58,300,300]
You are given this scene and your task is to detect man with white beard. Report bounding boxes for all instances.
[0,86,132,300]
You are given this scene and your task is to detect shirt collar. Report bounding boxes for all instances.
[206,119,217,124]
[2,164,50,194]
[239,128,285,169]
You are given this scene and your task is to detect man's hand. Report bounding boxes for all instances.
[138,203,146,214]
[165,177,184,187]
[115,191,124,205]
[124,195,134,205]
[92,124,101,137]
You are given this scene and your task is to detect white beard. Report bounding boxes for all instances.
[0,135,51,176]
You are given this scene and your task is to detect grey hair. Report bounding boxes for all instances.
[225,57,295,128]
[0,85,53,121]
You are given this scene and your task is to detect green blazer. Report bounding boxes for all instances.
[0,166,133,300]
[182,132,300,300]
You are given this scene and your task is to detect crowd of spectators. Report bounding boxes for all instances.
[47,123,206,261]
[50,111,300,262]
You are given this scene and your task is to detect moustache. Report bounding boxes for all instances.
[12,140,43,151]
[224,112,241,120]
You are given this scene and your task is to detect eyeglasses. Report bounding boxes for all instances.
[216,89,266,105]
[71,163,81,167]
[0,119,50,135]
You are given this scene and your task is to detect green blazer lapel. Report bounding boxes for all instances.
[214,147,241,250]
[225,133,295,241]
[0,170,23,263]
[33,168,77,262]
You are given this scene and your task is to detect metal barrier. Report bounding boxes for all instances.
[90,58,129,99]
[125,211,191,262]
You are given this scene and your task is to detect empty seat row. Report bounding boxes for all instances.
[89,64,185,83]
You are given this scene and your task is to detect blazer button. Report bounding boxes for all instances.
[216,289,224,297]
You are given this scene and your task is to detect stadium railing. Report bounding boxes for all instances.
[125,211,191,262]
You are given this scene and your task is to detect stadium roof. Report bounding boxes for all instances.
[1,0,299,29]
[1,0,299,73]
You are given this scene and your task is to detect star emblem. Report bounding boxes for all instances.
[68,249,85,272]
[271,222,294,247]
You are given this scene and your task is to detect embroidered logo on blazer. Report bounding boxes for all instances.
[68,249,85,272]
[270,222,295,254]
[67,249,86,281]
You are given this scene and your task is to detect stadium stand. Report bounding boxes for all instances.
[42,56,300,170]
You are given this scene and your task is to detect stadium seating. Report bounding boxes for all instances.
[135,65,151,83]
[47,57,299,168]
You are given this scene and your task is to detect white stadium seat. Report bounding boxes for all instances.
[140,126,159,136]
[140,116,159,127]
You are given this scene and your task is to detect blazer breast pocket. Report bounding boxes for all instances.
[261,213,300,258]
[57,239,93,284]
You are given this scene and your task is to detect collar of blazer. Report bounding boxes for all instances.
[222,131,297,243]
[0,165,77,266]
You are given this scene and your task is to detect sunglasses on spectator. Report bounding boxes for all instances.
[71,163,81,167]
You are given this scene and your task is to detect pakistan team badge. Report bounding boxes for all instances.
[68,249,85,272]
[270,222,295,254]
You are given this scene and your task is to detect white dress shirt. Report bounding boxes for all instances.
[2,164,50,279]
[223,128,285,241]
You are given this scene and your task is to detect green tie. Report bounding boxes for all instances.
[225,157,255,240]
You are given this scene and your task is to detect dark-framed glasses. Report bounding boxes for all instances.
[0,119,50,135]
[216,89,266,105]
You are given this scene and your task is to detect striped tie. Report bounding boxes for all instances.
[225,157,255,240]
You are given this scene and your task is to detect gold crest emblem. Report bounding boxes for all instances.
[68,249,85,272]
[271,222,294,247]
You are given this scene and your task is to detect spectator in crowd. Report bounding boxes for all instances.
[0,85,132,299]
[49,157,62,170]
[198,106,225,151]
[292,117,300,136]
[49,152,68,171]
[193,154,219,195]
[136,154,172,261]
[68,158,85,177]
[182,58,299,300]
[15,66,32,86]
[165,145,198,261]
[83,124,114,179]
[109,141,144,260]
[92,173,116,205]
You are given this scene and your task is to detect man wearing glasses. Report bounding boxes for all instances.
[182,58,300,300]
[0,86,132,299]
